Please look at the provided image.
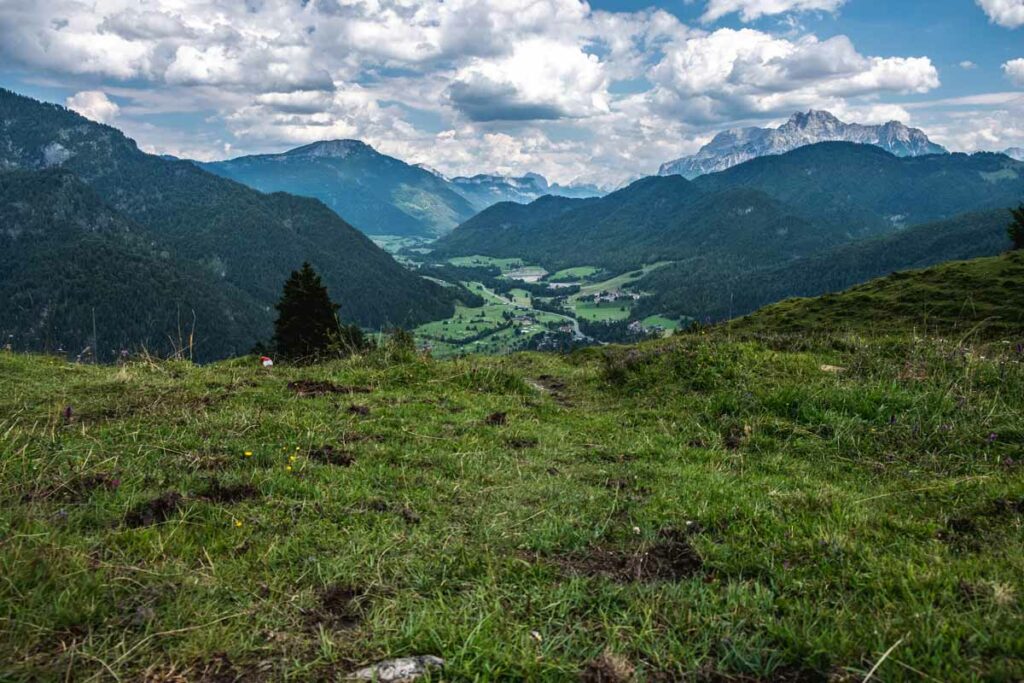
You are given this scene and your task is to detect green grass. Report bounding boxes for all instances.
[574,301,633,322]
[571,262,673,301]
[641,315,684,332]
[733,252,1024,340]
[447,256,527,272]
[2,330,1023,680]
[547,266,601,282]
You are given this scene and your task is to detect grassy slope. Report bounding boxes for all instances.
[2,332,1023,681]
[733,251,1024,339]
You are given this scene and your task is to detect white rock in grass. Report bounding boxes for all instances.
[346,656,444,682]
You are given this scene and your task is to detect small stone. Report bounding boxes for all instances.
[346,656,444,682]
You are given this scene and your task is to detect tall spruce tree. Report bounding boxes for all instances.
[1010,204,1024,251]
[273,263,340,360]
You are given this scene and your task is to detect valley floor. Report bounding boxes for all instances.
[1,332,1023,680]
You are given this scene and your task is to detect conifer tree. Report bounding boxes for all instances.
[1009,204,1024,251]
[273,263,340,360]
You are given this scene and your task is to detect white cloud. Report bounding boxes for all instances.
[0,0,989,185]
[960,60,977,70]
[447,38,609,121]
[65,91,120,123]
[702,0,847,23]
[1004,58,1024,86]
[976,0,1024,28]
[647,30,938,123]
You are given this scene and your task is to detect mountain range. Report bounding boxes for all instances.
[203,143,604,237]
[434,141,1022,324]
[659,110,948,178]
[200,141,478,238]
[436,142,1023,271]
[0,88,462,360]
[446,173,603,210]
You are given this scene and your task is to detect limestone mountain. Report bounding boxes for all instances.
[659,110,947,178]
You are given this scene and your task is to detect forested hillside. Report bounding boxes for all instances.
[432,177,844,271]
[633,208,1015,322]
[0,89,462,358]
[434,143,1024,272]
[0,170,267,360]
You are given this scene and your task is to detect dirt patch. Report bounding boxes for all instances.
[400,505,421,525]
[507,437,539,449]
[535,375,573,406]
[580,651,635,682]
[554,529,702,583]
[348,405,371,416]
[288,380,372,398]
[341,431,383,443]
[199,480,259,504]
[125,492,184,528]
[722,425,749,451]
[24,473,121,503]
[316,584,367,629]
[309,445,356,467]
[938,497,1024,551]
[486,411,508,426]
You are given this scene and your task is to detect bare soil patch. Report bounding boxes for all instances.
[309,445,356,467]
[125,492,184,528]
[288,380,372,398]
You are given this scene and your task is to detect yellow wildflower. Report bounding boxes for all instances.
[244,451,253,457]
[234,519,243,528]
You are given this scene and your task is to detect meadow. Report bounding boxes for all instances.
[1,329,1022,681]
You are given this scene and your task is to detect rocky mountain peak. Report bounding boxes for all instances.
[659,110,947,179]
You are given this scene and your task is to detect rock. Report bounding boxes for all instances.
[345,656,444,682]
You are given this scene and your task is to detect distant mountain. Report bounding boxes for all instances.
[1005,147,1024,162]
[448,173,604,211]
[201,140,477,237]
[0,88,461,359]
[0,169,266,360]
[732,250,1024,340]
[633,207,1014,323]
[436,142,1024,271]
[433,175,846,272]
[660,110,947,178]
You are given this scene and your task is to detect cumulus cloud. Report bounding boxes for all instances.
[647,30,938,123]
[960,60,977,70]
[65,91,120,123]
[0,0,981,184]
[447,39,609,121]
[976,0,1024,28]
[1004,58,1024,86]
[702,0,847,23]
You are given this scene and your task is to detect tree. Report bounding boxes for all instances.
[1010,204,1024,251]
[273,263,341,360]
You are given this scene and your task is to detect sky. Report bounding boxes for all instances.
[1,0,1022,187]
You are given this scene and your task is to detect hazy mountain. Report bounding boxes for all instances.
[1005,147,1024,162]
[435,142,1023,272]
[0,88,462,358]
[660,110,948,178]
[448,173,604,210]
[201,140,477,237]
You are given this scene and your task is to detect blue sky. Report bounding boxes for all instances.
[1,0,1021,186]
